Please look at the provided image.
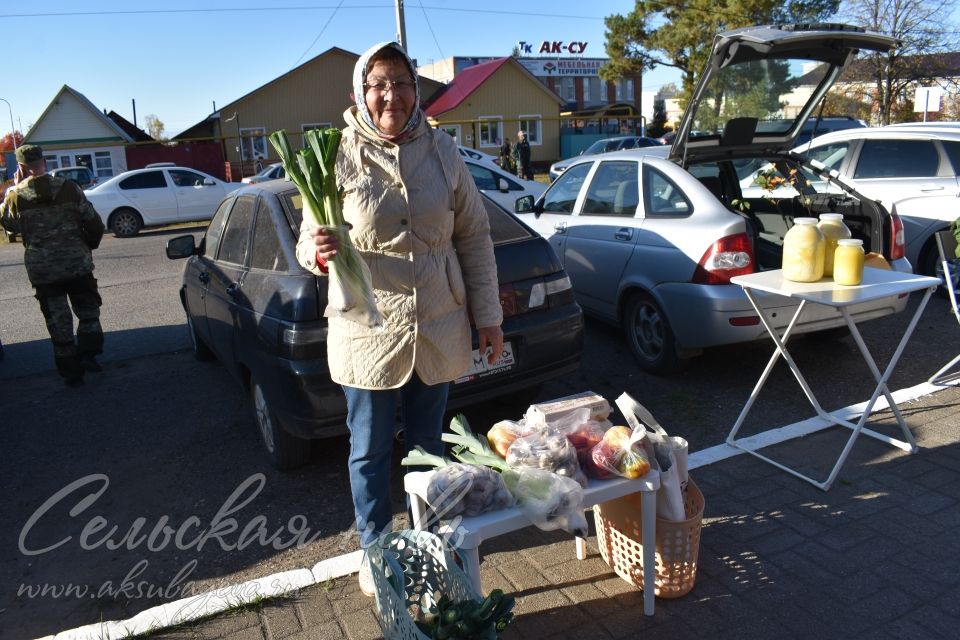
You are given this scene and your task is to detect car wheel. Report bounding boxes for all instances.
[921,241,957,299]
[622,293,683,374]
[252,379,311,470]
[109,208,143,237]
[186,314,215,361]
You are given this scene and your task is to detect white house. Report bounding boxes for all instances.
[23,85,132,180]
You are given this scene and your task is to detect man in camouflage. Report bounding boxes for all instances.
[0,145,105,386]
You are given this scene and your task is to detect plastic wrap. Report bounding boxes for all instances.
[501,467,588,537]
[425,463,515,518]
[583,425,652,480]
[505,430,586,487]
[486,419,526,458]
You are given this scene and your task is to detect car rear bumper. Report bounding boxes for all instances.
[657,269,911,349]
[264,303,585,439]
[450,304,585,407]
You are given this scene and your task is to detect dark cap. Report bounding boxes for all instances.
[16,145,43,164]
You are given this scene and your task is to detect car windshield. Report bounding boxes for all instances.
[690,58,832,139]
[255,165,277,178]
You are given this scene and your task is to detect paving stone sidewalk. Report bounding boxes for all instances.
[146,385,960,640]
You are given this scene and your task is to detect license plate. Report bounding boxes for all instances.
[455,342,515,384]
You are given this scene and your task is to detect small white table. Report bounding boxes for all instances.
[405,469,660,615]
[728,267,940,490]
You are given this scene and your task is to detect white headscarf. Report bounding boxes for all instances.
[353,41,422,141]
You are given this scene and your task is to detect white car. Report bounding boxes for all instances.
[86,163,237,237]
[515,24,910,374]
[463,159,545,210]
[458,145,501,167]
[242,162,285,184]
[794,125,960,279]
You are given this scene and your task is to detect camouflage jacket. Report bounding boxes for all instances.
[0,175,105,285]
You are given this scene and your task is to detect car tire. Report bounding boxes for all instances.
[622,292,684,374]
[186,314,215,362]
[920,240,957,299]
[109,208,143,237]
[252,378,311,470]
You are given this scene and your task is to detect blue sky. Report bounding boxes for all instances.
[2,1,683,138]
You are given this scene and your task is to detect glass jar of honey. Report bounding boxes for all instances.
[817,213,851,277]
[782,217,825,282]
[833,238,865,286]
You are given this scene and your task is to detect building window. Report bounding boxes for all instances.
[95,151,113,178]
[240,127,268,160]
[478,116,503,147]
[626,79,635,100]
[45,156,60,170]
[562,78,576,102]
[518,115,542,145]
[301,122,332,147]
[583,77,591,103]
[437,125,462,145]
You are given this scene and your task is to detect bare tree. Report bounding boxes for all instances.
[144,114,166,141]
[840,0,960,124]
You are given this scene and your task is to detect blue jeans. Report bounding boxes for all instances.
[342,374,450,548]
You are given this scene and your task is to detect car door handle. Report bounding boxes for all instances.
[226,283,241,297]
[920,184,945,192]
[615,227,633,241]
[553,221,567,234]
[198,272,210,284]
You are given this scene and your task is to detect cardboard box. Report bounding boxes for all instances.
[528,391,611,423]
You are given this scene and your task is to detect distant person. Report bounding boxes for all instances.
[514,130,533,180]
[0,145,105,386]
[499,137,513,173]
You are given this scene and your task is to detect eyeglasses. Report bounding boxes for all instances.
[364,78,416,94]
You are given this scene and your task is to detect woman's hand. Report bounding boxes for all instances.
[477,325,504,365]
[309,226,341,262]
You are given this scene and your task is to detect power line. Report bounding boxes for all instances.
[0,5,604,21]
[293,0,346,67]
[416,0,446,62]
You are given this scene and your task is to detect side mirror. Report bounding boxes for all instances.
[166,234,197,259]
[498,178,510,193]
[203,178,216,186]
[515,195,536,215]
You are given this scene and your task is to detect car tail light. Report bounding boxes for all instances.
[498,273,575,319]
[889,211,905,261]
[279,322,327,359]
[692,233,754,285]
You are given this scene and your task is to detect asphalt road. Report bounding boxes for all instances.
[0,229,955,639]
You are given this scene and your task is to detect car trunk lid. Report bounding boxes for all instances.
[669,23,898,167]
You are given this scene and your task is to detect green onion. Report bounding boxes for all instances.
[269,128,381,327]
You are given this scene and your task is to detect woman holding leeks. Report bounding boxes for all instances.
[295,42,503,595]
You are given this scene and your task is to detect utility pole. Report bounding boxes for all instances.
[395,0,407,51]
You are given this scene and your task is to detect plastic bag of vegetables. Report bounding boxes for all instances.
[427,463,515,518]
[501,467,588,537]
[505,430,587,487]
[583,425,651,480]
[401,448,515,519]
[485,419,527,458]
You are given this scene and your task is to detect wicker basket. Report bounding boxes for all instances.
[367,530,494,640]
[594,478,704,599]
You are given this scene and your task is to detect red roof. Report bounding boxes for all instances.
[424,57,512,116]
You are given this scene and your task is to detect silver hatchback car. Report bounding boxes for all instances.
[516,24,911,373]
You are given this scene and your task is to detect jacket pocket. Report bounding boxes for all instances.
[445,253,466,306]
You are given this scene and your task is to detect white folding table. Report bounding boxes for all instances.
[405,469,660,615]
[727,267,940,490]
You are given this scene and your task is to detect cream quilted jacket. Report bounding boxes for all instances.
[296,107,503,389]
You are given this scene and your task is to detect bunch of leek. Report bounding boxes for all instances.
[269,128,382,327]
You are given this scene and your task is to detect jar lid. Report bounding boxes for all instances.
[793,217,818,225]
[837,238,863,246]
[819,213,844,221]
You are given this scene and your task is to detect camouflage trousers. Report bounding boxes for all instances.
[34,273,103,379]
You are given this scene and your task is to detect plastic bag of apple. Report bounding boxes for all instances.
[487,393,652,482]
